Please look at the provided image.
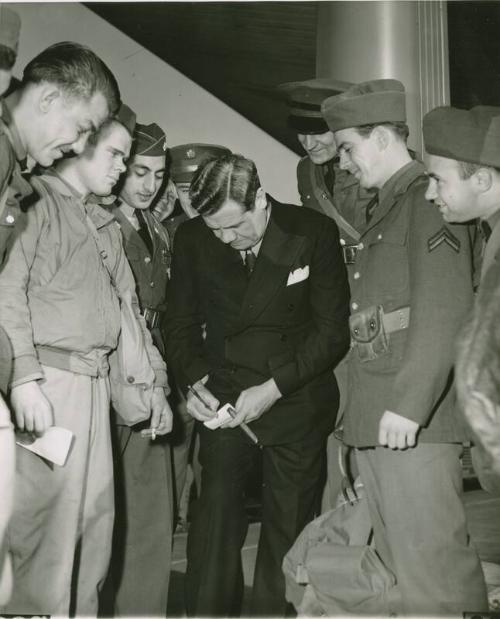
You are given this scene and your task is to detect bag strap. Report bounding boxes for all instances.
[82,209,119,295]
[309,163,361,242]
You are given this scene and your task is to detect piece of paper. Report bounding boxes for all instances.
[203,403,235,430]
[16,426,74,467]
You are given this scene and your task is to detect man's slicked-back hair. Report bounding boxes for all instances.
[21,41,120,116]
[190,153,261,216]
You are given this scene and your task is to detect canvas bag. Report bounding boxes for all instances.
[83,211,155,426]
[283,479,398,615]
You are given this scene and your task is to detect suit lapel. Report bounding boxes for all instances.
[237,210,305,327]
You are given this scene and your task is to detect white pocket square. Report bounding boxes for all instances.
[287,265,309,286]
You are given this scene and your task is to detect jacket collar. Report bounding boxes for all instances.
[38,169,116,229]
[1,95,28,163]
[364,160,426,234]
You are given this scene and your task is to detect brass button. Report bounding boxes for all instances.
[358,242,364,250]
[340,238,346,246]
[352,302,359,310]
[127,376,135,384]
[150,281,155,288]
[369,320,376,330]
[144,256,151,264]
[353,328,359,336]
[353,272,360,280]
[5,215,14,224]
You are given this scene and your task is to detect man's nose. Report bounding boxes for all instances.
[304,134,317,150]
[218,229,236,244]
[143,174,156,194]
[71,133,89,155]
[425,178,437,202]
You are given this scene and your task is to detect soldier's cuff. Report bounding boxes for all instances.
[153,369,169,391]
[11,355,44,387]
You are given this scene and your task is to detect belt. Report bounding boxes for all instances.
[36,345,109,377]
[382,306,410,333]
[142,307,164,330]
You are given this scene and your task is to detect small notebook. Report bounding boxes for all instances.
[204,403,235,430]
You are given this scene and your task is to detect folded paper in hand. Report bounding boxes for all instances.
[16,426,74,466]
[287,266,309,286]
[204,403,235,430]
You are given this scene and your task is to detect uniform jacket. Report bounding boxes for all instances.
[344,161,475,447]
[481,211,500,281]
[297,156,374,251]
[0,97,32,270]
[111,203,171,313]
[0,170,167,388]
[0,97,32,395]
[164,196,351,446]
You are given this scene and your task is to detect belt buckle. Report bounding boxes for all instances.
[143,308,159,329]
[343,244,358,265]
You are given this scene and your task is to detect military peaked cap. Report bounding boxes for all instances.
[277,77,353,134]
[321,78,406,132]
[423,105,500,168]
[170,143,231,183]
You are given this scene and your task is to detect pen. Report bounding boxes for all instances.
[187,384,261,447]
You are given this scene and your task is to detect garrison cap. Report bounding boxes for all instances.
[170,143,231,183]
[423,105,500,168]
[277,77,353,134]
[115,103,136,135]
[0,6,20,55]
[321,79,406,132]
[133,122,167,157]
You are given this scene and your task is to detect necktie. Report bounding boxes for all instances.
[365,193,379,224]
[324,162,335,196]
[136,209,153,255]
[480,220,492,243]
[244,249,256,277]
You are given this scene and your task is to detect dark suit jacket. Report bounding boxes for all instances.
[163,196,350,445]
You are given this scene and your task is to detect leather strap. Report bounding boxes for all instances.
[309,162,361,242]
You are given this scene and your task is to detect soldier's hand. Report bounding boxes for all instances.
[186,376,219,421]
[142,387,173,438]
[228,378,282,426]
[378,410,419,449]
[10,381,54,437]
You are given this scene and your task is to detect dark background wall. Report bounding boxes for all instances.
[89,2,318,154]
[448,1,500,108]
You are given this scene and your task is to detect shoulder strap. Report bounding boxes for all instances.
[83,210,119,293]
[0,185,9,219]
[308,163,361,242]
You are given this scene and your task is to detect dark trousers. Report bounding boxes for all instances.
[185,424,325,617]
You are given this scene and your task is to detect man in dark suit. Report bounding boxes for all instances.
[164,153,350,616]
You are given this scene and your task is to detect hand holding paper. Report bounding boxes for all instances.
[16,426,74,467]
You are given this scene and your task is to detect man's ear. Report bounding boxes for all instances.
[373,125,390,151]
[254,186,267,211]
[37,84,61,114]
[473,167,494,194]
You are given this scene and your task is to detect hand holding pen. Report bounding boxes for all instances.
[186,377,220,422]
[187,383,260,447]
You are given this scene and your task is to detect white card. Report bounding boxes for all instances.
[203,403,235,430]
[16,426,74,467]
